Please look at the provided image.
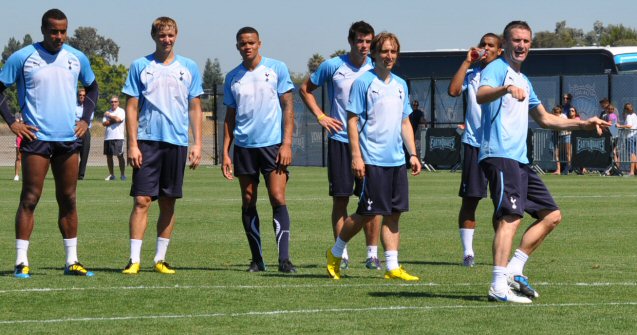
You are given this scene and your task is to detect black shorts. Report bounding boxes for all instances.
[480,157,559,220]
[103,140,124,156]
[233,144,289,184]
[327,138,361,197]
[459,144,488,198]
[356,164,409,216]
[130,141,187,200]
[20,138,82,157]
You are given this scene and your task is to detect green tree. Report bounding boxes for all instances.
[203,58,224,89]
[89,56,128,115]
[1,34,33,115]
[532,21,584,47]
[307,53,324,73]
[67,27,119,64]
[330,49,347,58]
[600,24,637,46]
[290,71,307,86]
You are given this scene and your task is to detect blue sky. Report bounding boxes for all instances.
[2,0,636,74]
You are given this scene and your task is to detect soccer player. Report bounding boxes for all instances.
[76,87,94,180]
[299,21,383,270]
[477,21,608,303]
[326,32,422,281]
[0,8,98,278]
[121,17,203,275]
[448,33,502,267]
[222,27,297,273]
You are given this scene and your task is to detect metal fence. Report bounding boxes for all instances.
[530,128,637,174]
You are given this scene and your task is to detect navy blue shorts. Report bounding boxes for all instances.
[130,141,187,200]
[480,157,559,220]
[20,138,82,157]
[327,138,362,197]
[459,144,488,198]
[234,144,288,184]
[357,164,409,216]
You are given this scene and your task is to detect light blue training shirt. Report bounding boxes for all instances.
[347,70,412,167]
[224,57,294,148]
[0,43,95,141]
[310,55,372,143]
[122,54,203,147]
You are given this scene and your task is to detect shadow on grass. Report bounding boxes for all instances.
[369,290,486,302]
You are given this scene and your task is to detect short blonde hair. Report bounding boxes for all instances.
[151,17,178,37]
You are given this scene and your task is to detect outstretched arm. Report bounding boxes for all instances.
[530,104,609,135]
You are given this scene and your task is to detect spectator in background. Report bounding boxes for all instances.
[551,106,566,175]
[405,100,426,165]
[76,88,94,180]
[566,107,581,174]
[599,98,611,118]
[602,103,620,173]
[561,93,572,117]
[102,95,126,181]
[618,103,637,176]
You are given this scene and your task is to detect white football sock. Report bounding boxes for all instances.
[130,239,143,263]
[16,239,29,266]
[367,245,378,259]
[63,238,78,266]
[331,237,347,258]
[459,228,475,257]
[384,250,399,271]
[492,266,509,293]
[507,249,529,276]
[153,237,170,263]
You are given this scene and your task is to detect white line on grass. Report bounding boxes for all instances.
[1,281,635,294]
[0,302,636,325]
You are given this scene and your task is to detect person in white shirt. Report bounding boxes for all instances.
[102,96,126,181]
[618,103,637,175]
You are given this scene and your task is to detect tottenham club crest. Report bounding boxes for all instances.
[510,196,517,210]
[367,199,373,211]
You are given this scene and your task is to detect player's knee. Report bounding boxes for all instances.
[133,196,152,209]
[57,193,77,212]
[544,210,562,228]
[19,193,40,212]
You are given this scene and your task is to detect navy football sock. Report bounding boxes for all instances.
[272,205,291,261]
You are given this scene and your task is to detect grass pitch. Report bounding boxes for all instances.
[0,166,635,334]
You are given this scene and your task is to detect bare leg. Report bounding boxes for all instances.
[517,210,561,256]
[380,212,401,252]
[129,196,152,240]
[117,154,126,177]
[157,197,177,238]
[15,153,50,240]
[107,155,114,176]
[50,152,80,239]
